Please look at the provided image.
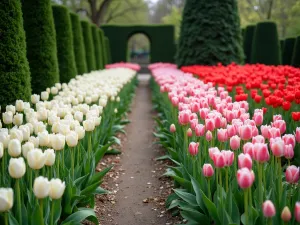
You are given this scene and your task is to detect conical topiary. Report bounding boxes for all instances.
[291,36,300,67]
[22,0,59,94]
[251,21,281,65]
[0,0,31,107]
[243,25,256,63]
[176,0,244,67]
[98,29,105,69]
[52,5,77,83]
[91,25,102,70]
[70,12,87,74]
[282,37,296,65]
[81,21,96,72]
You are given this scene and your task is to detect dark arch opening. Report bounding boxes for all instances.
[127,32,151,65]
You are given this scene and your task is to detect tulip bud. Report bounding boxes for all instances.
[66,131,78,147]
[13,113,23,126]
[187,128,192,137]
[188,142,199,156]
[295,202,300,222]
[15,100,24,112]
[22,142,34,158]
[50,134,65,151]
[6,105,16,114]
[285,165,299,184]
[44,149,55,166]
[114,108,118,114]
[238,153,252,169]
[230,135,240,150]
[41,91,49,101]
[0,188,13,212]
[202,164,214,177]
[31,94,40,104]
[2,112,13,125]
[206,131,212,141]
[83,119,95,132]
[237,168,255,189]
[33,176,50,199]
[8,139,21,157]
[8,157,26,178]
[170,124,176,133]
[281,206,291,222]
[49,178,65,199]
[27,148,46,170]
[262,200,276,218]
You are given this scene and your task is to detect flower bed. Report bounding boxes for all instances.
[150,64,300,225]
[105,62,141,71]
[0,68,137,225]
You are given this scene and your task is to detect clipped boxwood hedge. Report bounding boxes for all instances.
[282,37,296,65]
[70,12,87,74]
[98,29,105,69]
[243,25,255,63]
[291,36,300,67]
[251,21,281,65]
[52,5,77,83]
[105,37,112,64]
[81,21,96,72]
[91,25,102,70]
[0,0,31,107]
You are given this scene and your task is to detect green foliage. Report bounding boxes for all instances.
[0,0,31,107]
[81,21,96,72]
[162,6,182,40]
[282,37,296,65]
[251,21,281,65]
[52,5,77,83]
[243,25,256,63]
[98,29,105,69]
[91,25,102,69]
[291,36,300,67]
[102,24,175,63]
[176,0,244,67]
[104,37,112,64]
[22,0,59,94]
[70,12,87,74]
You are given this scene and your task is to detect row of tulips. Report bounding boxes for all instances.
[181,63,300,134]
[150,64,299,225]
[105,62,141,71]
[0,68,137,225]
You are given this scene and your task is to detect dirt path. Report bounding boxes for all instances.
[99,74,177,225]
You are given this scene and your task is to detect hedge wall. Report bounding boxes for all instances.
[291,36,300,67]
[105,37,112,64]
[243,25,255,64]
[98,29,105,69]
[52,5,77,83]
[81,21,96,72]
[251,22,281,65]
[91,25,102,70]
[176,0,244,66]
[101,24,175,63]
[282,37,296,65]
[70,12,87,74]
[22,0,59,94]
[0,0,31,107]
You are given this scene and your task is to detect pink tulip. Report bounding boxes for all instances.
[171,97,179,106]
[270,137,285,157]
[187,128,193,137]
[239,125,252,140]
[253,143,269,163]
[188,142,199,156]
[212,152,225,168]
[295,202,300,222]
[252,135,265,144]
[222,150,234,166]
[284,144,294,159]
[214,116,222,128]
[170,124,176,133]
[281,206,292,222]
[252,126,259,137]
[227,125,237,137]
[282,134,296,148]
[253,112,263,126]
[244,119,256,126]
[217,128,228,142]
[206,131,212,141]
[243,142,254,158]
[178,110,190,125]
[202,164,214,177]
[190,119,198,130]
[261,125,271,139]
[237,168,255,189]
[220,118,227,128]
[285,165,299,184]
[209,147,220,160]
[195,124,205,137]
[226,110,235,123]
[295,128,300,143]
[189,113,198,121]
[238,153,252,169]
[191,102,199,113]
[272,120,286,134]
[199,108,209,120]
[262,200,276,218]
[268,127,281,139]
[230,135,240,150]
[273,114,282,122]
[205,118,215,131]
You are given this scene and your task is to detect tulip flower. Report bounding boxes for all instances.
[295,128,300,143]
[44,149,56,166]
[282,134,296,148]
[38,131,50,147]
[285,165,299,184]
[50,134,65,151]
[27,148,46,170]
[195,124,205,137]
[284,144,294,160]
[66,131,79,147]
[2,111,13,125]
[270,137,285,157]
[281,206,291,222]
[238,153,252,169]
[15,100,24,112]
[239,125,252,140]
[252,135,265,144]
[83,119,95,132]
[75,126,85,140]
[0,142,3,159]
[217,128,227,142]
[8,139,21,157]
[230,135,240,150]
[170,124,176,133]
[202,164,214,177]
[205,118,215,131]
[49,178,65,199]
[205,131,212,141]
[253,143,269,163]
[237,168,255,189]
[262,200,276,218]
[295,202,300,222]
[187,128,193,137]
[0,188,13,212]
[8,157,26,179]
[188,142,199,156]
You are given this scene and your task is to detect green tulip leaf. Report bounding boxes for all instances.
[174,189,198,206]
[180,208,210,224]
[88,165,113,186]
[191,177,207,214]
[199,188,221,225]
[60,208,98,225]
[8,212,19,225]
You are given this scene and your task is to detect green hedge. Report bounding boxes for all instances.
[0,0,31,107]
[102,24,175,63]
[81,21,96,72]
[251,21,281,65]
[98,29,105,69]
[22,0,59,94]
[243,25,255,63]
[70,12,87,74]
[282,37,296,65]
[176,0,244,66]
[291,36,300,67]
[52,5,77,83]
[105,37,112,64]
[91,25,102,70]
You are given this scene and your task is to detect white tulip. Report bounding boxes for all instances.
[44,149,55,166]
[15,100,24,112]
[114,108,118,114]
[74,111,83,122]
[33,176,50,199]
[75,126,85,139]
[19,125,30,141]
[22,142,34,158]
[27,148,46,170]
[12,113,23,126]
[0,133,10,149]
[116,96,120,102]
[34,121,46,135]
[8,157,26,178]
[31,94,40,104]
[26,123,34,135]
[50,134,65,151]
[46,88,50,93]
[94,116,101,126]
[99,98,107,107]
[37,108,48,121]
[28,136,39,148]
[0,188,13,212]
[24,102,31,110]
[6,105,16,114]
[66,131,78,147]
[83,119,95,132]
[49,178,65,199]
[41,91,49,101]
[0,143,3,158]
[59,123,70,136]
[85,96,92,104]
[51,87,58,95]
[38,131,49,147]
[8,139,21,157]
[55,83,62,90]
[2,112,13,124]
[10,128,23,142]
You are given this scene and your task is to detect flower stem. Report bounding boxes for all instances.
[207,178,211,201]
[267,218,272,225]
[278,157,282,205]
[258,162,263,205]
[15,179,22,225]
[50,199,55,225]
[225,167,229,192]
[39,199,44,225]
[244,188,249,225]
[71,147,74,179]
[4,212,8,225]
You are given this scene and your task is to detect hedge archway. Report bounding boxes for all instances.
[101,25,175,63]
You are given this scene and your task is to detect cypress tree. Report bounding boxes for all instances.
[52,5,77,83]
[282,37,296,65]
[243,25,256,63]
[251,22,281,65]
[176,0,244,67]
[98,29,105,69]
[91,25,102,70]
[22,0,59,94]
[291,36,300,67]
[70,12,87,74]
[81,21,96,72]
[0,0,31,107]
